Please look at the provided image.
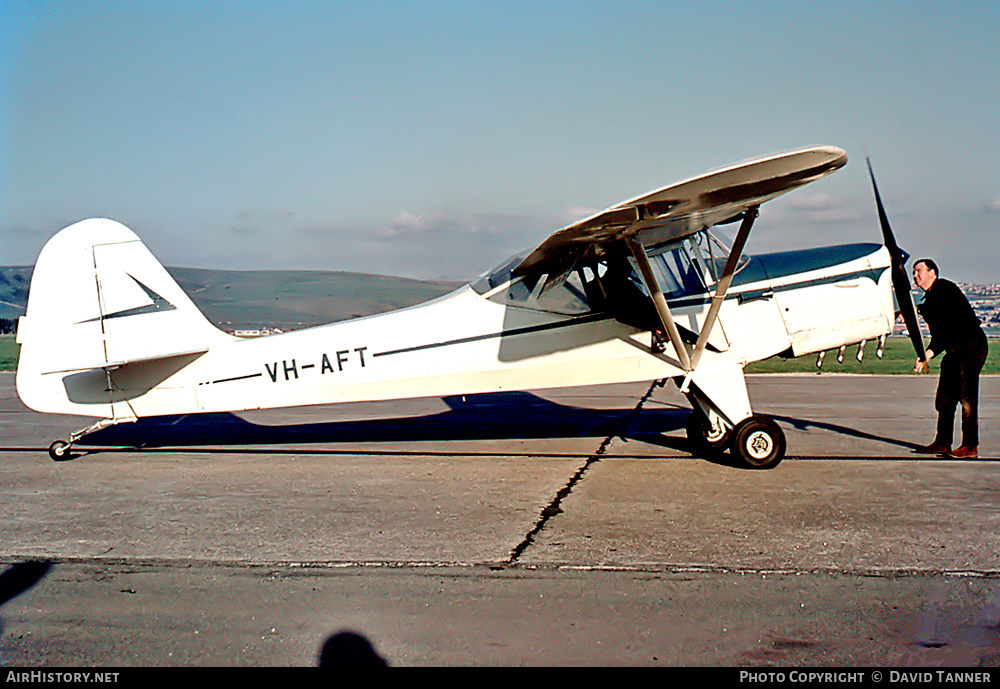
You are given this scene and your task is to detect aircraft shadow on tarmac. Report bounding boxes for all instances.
[73,389,918,460]
[77,390,694,453]
[770,414,923,453]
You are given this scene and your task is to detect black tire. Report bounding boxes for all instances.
[730,416,785,469]
[686,410,730,456]
[48,440,72,461]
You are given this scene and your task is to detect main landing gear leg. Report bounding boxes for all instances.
[685,408,731,456]
[48,418,134,461]
[681,377,785,469]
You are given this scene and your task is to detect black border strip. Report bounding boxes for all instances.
[200,372,263,386]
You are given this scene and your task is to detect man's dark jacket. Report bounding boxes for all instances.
[917,278,983,354]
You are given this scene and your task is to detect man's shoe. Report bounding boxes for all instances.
[944,446,978,459]
[914,442,950,455]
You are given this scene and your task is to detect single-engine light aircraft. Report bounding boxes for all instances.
[16,146,919,467]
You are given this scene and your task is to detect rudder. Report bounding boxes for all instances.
[16,218,232,417]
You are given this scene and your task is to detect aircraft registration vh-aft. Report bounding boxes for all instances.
[16,146,924,468]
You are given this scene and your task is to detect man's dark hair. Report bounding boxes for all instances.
[915,258,938,275]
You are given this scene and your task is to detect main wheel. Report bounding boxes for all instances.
[686,410,730,455]
[48,440,72,461]
[730,416,785,469]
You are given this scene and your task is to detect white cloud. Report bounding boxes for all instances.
[768,194,863,225]
[785,193,834,211]
[379,209,554,243]
[562,205,601,223]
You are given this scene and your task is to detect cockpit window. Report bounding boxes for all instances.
[536,269,590,314]
[471,228,746,316]
[646,246,703,298]
[695,230,750,285]
[490,267,591,315]
[474,251,592,315]
[471,254,525,295]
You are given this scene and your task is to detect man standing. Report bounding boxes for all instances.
[912,259,988,459]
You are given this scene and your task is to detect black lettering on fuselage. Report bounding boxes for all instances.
[266,347,369,383]
[265,362,279,382]
[265,359,299,381]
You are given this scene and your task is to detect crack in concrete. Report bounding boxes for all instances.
[3,555,999,579]
[505,381,661,565]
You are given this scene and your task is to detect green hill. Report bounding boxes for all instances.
[0,267,32,321]
[167,267,460,330]
[0,265,461,330]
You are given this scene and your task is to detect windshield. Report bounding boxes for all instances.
[644,245,704,298]
[490,266,591,315]
[471,253,526,295]
[696,229,750,285]
[470,229,749,316]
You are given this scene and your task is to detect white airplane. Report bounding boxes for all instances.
[15,146,918,467]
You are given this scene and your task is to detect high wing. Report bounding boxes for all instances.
[513,146,847,277]
[513,145,848,382]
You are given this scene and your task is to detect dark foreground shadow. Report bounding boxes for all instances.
[0,560,54,638]
[0,561,52,607]
[77,391,692,452]
[318,630,389,667]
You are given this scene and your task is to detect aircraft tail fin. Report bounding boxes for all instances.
[15,218,232,417]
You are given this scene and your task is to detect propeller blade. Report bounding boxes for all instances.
[866,157,926,362]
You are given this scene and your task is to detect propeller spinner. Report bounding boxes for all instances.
[866,157,927,363]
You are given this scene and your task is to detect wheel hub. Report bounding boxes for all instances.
[746,431,773,459]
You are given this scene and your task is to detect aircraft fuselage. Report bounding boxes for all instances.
[18,235,893,425]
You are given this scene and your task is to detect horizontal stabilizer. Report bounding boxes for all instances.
[39,347,210,376]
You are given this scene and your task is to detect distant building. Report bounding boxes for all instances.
[231,328,284,337]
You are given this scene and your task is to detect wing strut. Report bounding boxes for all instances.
[688,206,758,374]
[627,238,693,372]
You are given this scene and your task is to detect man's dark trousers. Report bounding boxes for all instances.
[935,330,989,448]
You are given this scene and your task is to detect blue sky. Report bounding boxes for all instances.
[2,1,998,282]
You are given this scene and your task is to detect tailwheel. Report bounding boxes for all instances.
[730,415,785,469]
[46,417,132,461]
[48,440,73,461]
[686,410,730,456]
